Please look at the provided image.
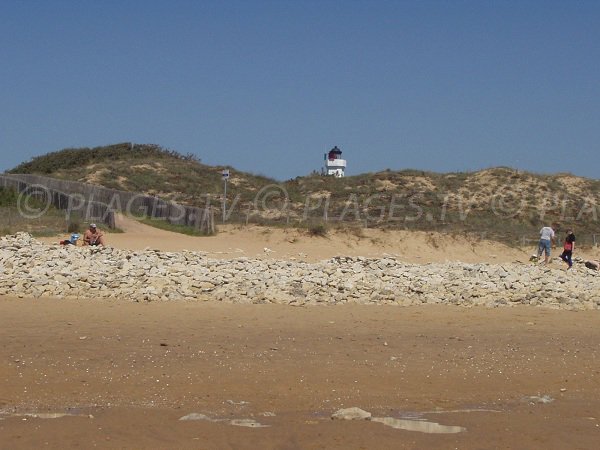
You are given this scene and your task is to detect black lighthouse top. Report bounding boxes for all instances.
[327,146,342,160]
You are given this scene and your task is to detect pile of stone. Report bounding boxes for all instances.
[1,233,598,310]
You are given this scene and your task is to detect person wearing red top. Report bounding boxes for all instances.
[560,229,576,269]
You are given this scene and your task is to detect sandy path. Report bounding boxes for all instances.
[1,298,599,449]
[33,214,554,263]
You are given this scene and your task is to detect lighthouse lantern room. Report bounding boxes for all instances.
[324,146,347,177]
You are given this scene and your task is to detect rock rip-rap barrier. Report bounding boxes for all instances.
[1,233,599,310]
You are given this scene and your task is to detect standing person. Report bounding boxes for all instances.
[560,229,576,269]
[537,225,555,264]
[83,223,105,246]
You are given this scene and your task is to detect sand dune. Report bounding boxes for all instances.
[35,214,545,263]
[38,214,600,264]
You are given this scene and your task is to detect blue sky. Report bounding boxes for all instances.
[1,0,599,180]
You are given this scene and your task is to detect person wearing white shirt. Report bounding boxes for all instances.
[537,226,555,264]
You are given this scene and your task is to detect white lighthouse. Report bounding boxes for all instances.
[324,146,346,177]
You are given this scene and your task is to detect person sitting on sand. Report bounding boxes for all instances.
[83,223,105,246]
[559,229,576,269]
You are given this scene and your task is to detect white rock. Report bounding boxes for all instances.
[332,407,372,421]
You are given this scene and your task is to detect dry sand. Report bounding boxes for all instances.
[35,215,547,263]
[39,215,600,263]
[1,299,599,449]
[6,219,600,448]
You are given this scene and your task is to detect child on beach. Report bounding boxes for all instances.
[560,229,576,269]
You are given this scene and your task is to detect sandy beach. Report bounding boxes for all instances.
[2,219,600,448]
[1,298,599,449]
[4,1,600,447]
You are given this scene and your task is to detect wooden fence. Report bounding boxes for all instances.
[0,174,214,233]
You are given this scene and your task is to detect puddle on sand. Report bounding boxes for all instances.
[179,413,215,422]
[179,413,269,428]
[1,412,93,420]
[330,407,467,434]
[523,395,554,405]
[372,417,465,434]
[229,419,269,428]
[421,408,501,414]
